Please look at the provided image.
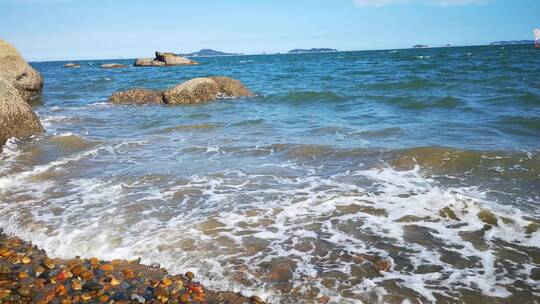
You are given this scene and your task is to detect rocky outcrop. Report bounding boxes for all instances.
[109,77,253,105]
[0,78,44,146]
[109,89,164,105]
[0,39,44,102]
[134,58,165,67]
[64,63,81,68]
[134,52,197,67]
[155,52,197,66]
[100,63,126,68]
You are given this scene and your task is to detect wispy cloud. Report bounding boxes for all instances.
[353,0,493,7]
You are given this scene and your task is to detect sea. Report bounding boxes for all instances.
[0,45,539,303]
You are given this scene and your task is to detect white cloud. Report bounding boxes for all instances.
[353,0,493,7]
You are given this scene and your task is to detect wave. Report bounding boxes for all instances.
[385,96,465,110]
[0,162,538,303]
[271,91,345,104]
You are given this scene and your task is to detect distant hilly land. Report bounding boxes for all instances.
[288,48,338,54]
[182,49,243,57]
[490,40,535,45]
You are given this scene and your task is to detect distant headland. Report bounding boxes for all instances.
[288,48,338,54]
[182,49,243,57]
[490,40,535,46]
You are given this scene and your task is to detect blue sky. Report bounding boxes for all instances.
[0,0,538,61]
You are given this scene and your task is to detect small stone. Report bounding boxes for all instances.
[174,280,184,290]
[477,210,498,226]
[61,299,72,304]
[72,279,82,291]
[0,290,10,299]
[42,257,55,269]
[161,277,173,287]
[98,295,110,302]
[55,284,67,296]
[525,223,539,235]
[187,282,204,296]
[99,264,113,271]
[80,270,94,280]
[110,277,121,286]
[251,295,265,304]
[90,257,99,268]
[21,256,31,264]
[374,259,391,272]
[81,293,92,301]
[83,281,103,292]
[16,287,31,297]
[18,271,29,279]
[123,269,135,279]
[71,264,86,277]
[185,271,194,281]
[439,207,458,220]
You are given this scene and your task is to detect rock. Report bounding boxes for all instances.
[155,52,197,66]
[250,295,265,304]
[0,39,43,102]
[63,63,81,68]
[184,271,195,281]
[0,48,44,147]
[134,52,197,67]
[477,210,498,226]
[83,281,103,292]
[99,63,126,68]
[163,77,220,105]
[134,58,166,67]
[109,77,253,106]
[163,76,253,104]
[109,88,164,105]
[209,76,254,98]
[41,257,55,269]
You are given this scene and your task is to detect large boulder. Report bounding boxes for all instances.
[0,78,44,146]
[155,52,197,66]
[134,52,197,67]
[109,76,253,105]
[0,39,43,102]
[109,89,164,105]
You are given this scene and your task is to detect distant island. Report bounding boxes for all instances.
[490,40,534,46]
[182,49,243,57]
[413,44,429,49]
[288,48,338,54]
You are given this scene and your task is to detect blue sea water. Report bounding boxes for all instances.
[0,45,539,303]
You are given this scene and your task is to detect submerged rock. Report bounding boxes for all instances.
[99,63,126,68]
[134,51,197,66]
[109,88,164,105]
[63,63,81,68]
[109,76,253,105]
[0,78,44,146]
[0,39,43,102]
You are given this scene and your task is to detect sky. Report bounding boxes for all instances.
[0,0,538,61]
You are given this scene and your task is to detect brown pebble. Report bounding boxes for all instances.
[185,271,195,281]
[251,296,265,304]
[98,295,109,302]
[17,287,31,297]
[42,257,55,269]
[18,271,29,279]
[72,279,82,291]
[110,277,120,286]
[99,264,113,271]
[161,277,173,287]
[374,259,391,272]
[21,256,31,264]
[80,270,94,280]
[81,293,92,301]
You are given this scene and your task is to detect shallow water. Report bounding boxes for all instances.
[1,45,540,303]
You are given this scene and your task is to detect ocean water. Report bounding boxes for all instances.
[1,45,539,303]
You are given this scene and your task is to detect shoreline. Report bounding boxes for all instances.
[0,232,260,303]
